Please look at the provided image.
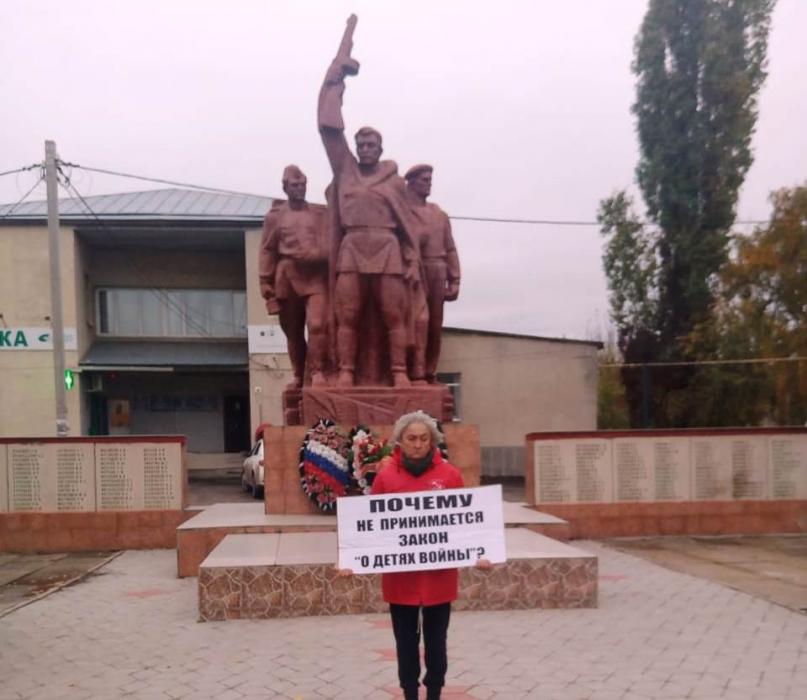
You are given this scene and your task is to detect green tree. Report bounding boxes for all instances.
[598,193,660,426]
[600,0,775,426]
[687,185,807,425]
[597,339,631,430]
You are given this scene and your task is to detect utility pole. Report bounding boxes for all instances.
[45,140,69,437]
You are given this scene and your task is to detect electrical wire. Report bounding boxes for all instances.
[55,166,281,374]
[6,158,787,374]
[58,162,267,199]
[0,172,45,220]
[602,356,807,369]
[0,164,40,179]
[57,161,770,227]
[56,167,215,339]
[451,215,603,226]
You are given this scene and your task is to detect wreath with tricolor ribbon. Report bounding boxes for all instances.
[299,419,352,513]
[299,416,449,512]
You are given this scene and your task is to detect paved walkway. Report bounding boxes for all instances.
[606,535,807,614]
[1,543,805,700]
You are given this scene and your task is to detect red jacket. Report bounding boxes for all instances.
[370,447,465,606]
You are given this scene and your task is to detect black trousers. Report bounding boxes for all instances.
[389,602,451,698]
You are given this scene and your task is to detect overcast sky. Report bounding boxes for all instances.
[2,0,805,341]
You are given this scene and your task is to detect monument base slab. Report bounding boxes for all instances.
[282,384,454,426]
[197,530,597,620]
[263,423,480,515]
[176,501,569,577]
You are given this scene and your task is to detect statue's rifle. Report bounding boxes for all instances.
[319,15,360,132]
[335,14,360,75]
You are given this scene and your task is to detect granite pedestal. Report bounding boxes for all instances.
[177,500,570,578]
[197,528,597,621]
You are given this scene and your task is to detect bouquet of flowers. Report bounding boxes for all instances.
[298,419,351,513]
[347,425,392,495]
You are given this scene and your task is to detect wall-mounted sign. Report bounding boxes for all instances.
[247,324,288,354]
[0,327,77,351]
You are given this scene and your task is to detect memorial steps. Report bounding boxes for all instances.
[180,501,596,621]
[176,501,572,578]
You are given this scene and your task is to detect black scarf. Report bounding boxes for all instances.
[402,449,434,476]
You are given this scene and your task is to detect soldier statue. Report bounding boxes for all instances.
[318,15,421,388]
[259,165,329,387]
[405,164,460,383]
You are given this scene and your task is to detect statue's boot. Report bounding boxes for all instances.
[337,328,357,387]
[410,361,428,386]
[337,370,354,387]
[308,332,328,387]
[389,329,410,388]
[287,375,303,390]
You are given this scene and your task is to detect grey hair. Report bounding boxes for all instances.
[391,411,444,446]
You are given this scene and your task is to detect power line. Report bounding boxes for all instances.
[54,166,280,373]
[452,214,768,227]
[55,167,214,339]
[602,356,807,369]
[0,164,41,178]
[59,162,267,198]
[451,215,602,226]
[55,161,772,228]
[0,172,45,220]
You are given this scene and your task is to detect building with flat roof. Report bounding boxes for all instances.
[0,188,599,475]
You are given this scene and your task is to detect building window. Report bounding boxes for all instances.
[436,372,461,422]
[96,288,247,339]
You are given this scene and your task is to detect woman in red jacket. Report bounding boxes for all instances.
[370,410,488,700]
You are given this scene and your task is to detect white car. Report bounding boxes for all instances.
[241,438,265,499]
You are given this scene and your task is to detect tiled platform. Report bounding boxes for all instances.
[501,501,570,540]
[176,503,337,577]
[177,501,570,577]
[197,529,597,621]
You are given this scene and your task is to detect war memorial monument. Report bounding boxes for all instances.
[2,15,804,626]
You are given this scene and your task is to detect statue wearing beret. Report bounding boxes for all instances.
[405,165,461,384]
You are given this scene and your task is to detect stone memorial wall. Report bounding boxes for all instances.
[0,439,183,513]
[5,442,97,512]
[532,431,806,505]
[0,436,188,553]
[770,436,806,499]
[525,429,807,538]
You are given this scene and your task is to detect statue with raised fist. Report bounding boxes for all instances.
[318,15,421,389]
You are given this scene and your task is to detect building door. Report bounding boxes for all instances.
[89,393,109,435]
[223,395,250,452]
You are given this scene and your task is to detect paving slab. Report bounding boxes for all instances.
[2,542,806,698]
[0,553,68,587]
[0,551,118,618]
[606,535,807,613]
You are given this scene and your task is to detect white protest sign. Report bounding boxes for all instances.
[337,484,506,574]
